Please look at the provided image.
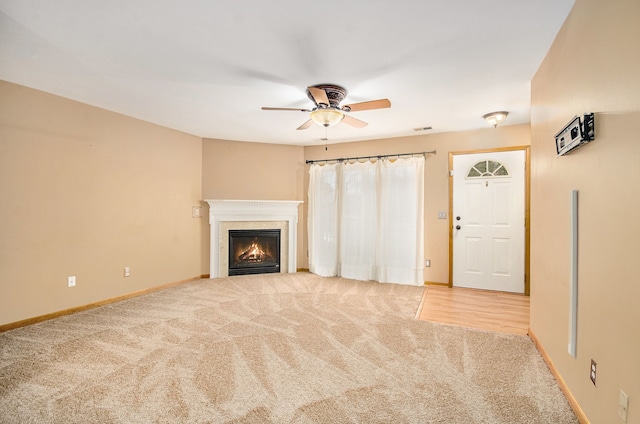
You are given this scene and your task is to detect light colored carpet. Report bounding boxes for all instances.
[0,273,577,423]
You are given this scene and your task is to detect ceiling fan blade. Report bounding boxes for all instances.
[262,107,311,112]
[308,86,330,106]
[343,98,391,112]
[296,119,314,130]
[342,115,368,128]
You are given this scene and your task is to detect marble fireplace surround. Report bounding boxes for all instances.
[205,200,303,278]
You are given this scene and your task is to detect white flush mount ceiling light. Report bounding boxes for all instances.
[483,111,509,127]
[310,108,344,127]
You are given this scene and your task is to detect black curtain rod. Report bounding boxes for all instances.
[305,150,437,165]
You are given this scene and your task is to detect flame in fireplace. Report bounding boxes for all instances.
[238,239,270,263]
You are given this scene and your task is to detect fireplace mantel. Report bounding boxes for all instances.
[205,200,303,278]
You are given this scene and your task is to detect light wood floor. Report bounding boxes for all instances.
[416,285,530,336]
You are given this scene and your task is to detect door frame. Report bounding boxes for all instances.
[448,146,531,295]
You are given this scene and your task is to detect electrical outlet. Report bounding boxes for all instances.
[425,259,431,267]
[124,267,130,277]
[438,211,447,219]
[192,206,202,218]
[590,359,597,386]
[67,276,76,288]
[618,389,629,422]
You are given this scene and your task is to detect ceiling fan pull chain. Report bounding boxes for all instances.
[325,127,328,151]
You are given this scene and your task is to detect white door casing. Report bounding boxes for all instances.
[451,150,525,293]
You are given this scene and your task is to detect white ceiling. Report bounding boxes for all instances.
[0,0,574,146]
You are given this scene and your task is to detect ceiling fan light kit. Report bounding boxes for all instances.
[310,108,344,127]
[262,84,391,131]
[483,111,509,127]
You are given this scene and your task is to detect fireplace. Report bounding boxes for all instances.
[205,199,303,278]
[228,229,281,276]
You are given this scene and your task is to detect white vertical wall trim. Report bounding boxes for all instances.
[568,190,579,357]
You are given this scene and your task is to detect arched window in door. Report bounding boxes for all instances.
[466,160,509,178]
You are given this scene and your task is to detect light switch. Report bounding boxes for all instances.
[438,211,447,219]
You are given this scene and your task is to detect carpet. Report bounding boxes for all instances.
[0,272,577,423]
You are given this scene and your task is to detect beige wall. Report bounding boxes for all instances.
[530,0,640,423]
[303,125,530,280]
[201,139,305,272]
[0,81,203,326]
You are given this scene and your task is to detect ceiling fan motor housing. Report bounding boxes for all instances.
[306,84,347,109]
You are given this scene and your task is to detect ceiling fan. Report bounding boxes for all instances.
[261,84,391,130]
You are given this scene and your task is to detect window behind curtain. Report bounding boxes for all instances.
[308,156,424,286]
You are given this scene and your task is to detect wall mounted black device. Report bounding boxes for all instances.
[555,113,595,156]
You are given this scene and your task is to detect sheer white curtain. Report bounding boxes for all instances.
[308,163,340,276]
[308,156,424,285]
[340,160,378,280]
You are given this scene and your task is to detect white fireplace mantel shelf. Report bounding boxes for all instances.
[205,199,303,278]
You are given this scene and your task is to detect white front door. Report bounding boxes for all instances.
[452,150,525,293]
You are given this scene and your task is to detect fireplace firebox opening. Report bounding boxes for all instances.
[228,229,281,276]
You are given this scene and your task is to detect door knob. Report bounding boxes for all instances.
[455,225,461,230]
[456,216,461,221]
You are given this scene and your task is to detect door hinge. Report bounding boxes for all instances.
[449,170,454,177]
